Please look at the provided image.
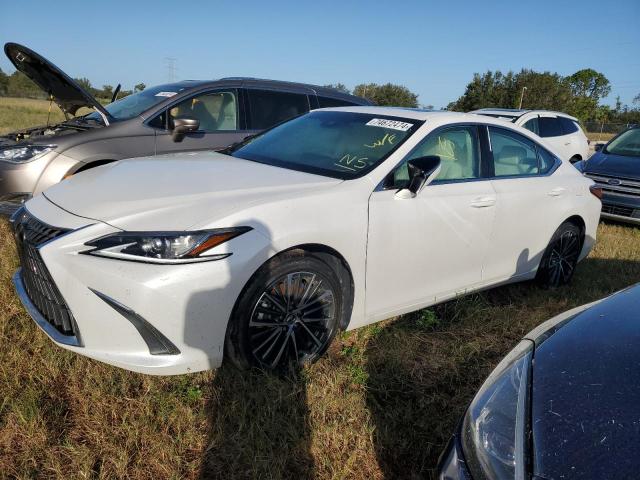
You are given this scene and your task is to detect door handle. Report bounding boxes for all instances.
[470,196,496,208]
[547,187,566,197]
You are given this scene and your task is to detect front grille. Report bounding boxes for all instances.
[11,209,78,337]
[602,204,636,218]
[585,173,640,198]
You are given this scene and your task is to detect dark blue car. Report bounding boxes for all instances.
[577,126,640,225]
[438,284,640,480]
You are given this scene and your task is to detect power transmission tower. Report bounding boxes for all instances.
[164,57,178,82]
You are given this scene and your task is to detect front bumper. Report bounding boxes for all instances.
[11,195,271,375]
[600,191,640,225]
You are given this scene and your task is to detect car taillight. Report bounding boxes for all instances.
[590,185,603,199]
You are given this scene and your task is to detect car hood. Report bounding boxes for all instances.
[4,42,112,120]
[527,284,640,480]
[584,150,640,180]
[42,151,343,231]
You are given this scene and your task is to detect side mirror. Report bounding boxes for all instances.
[594,143,604,152]
[172,116,200,142]
[396,156,442,199]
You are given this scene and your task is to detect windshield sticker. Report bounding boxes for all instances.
[335,153,369,172]
[155,91,178,97]
[365,132,396,148]
[366,118,413,131]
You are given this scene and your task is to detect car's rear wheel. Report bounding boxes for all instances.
[536,222,582,287]
[225,252,343,370]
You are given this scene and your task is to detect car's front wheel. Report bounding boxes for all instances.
[225,252,343,370]
[536,221,583,287]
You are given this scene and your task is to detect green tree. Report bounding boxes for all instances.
[0,67,8,95]
[515,70,572,111]
[101,84,114,99]
[74,77,93,92]
[134,83,146,92]
[447,70,517,111]
[566,69,611,101]
[353,83,418,107]
[324,83,350,94]
[7,71,42,98]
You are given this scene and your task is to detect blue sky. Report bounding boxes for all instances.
[1,0,638,108]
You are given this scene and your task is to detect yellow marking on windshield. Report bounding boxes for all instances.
[336,153,369,170]
[364,133,396,148]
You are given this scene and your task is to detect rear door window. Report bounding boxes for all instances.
[247,89,309,130]
[522,117,539,135]
[538,117,564,138]
[537,147,559,174]
[489,127,540,176]
[559,117,579,134]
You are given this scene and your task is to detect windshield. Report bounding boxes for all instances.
[231,111,422,179]
[605,128,640,157]
[84,84,189,122]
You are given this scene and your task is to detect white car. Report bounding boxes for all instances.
[10,107,602,375]
[471,108,590,163]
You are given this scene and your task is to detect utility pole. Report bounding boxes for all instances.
[164,57,177,82]
[518,86,527,109]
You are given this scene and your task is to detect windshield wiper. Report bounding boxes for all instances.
[220,133,258,154]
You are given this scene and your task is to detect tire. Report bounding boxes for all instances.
[225,252,343,371]
[536,222,582,287]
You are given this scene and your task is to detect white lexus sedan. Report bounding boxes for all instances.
[10,107,602,374]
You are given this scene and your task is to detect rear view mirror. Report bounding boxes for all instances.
[172,116,200,143]
[396,156,442,199]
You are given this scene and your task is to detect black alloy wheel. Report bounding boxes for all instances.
[226,253,343,370]
[537,222,582,287]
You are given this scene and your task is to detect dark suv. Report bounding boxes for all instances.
[0,43,370,214]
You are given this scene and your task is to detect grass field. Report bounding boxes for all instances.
[0,95,639,478]
[0,97,97,135]
[1,218,639,479]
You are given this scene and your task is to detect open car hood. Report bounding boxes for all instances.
[4,42,112,121]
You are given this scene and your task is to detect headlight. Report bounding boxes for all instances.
[83,227,252,264]
[0,145,55,163]
[462,340,533,480]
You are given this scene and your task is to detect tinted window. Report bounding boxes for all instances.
[85,84,190,121]
[522,117,539,135]
[538,148,558,174]
[538,117,564,137]
[489,127,539,176]
[247,90,309,130]
[318,96,358,108]
[559,117,579,134]
[392,126,480,187]
[232,111,421,179]
[605,128,640,157]
[169,90,238,132]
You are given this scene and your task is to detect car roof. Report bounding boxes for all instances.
[316,106,490,122]
[169,77,370,102]
[471,108,579,122]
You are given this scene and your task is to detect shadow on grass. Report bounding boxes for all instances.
[198,366,313,480]
[364,256,640,479]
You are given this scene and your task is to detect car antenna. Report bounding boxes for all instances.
[111,84,121,103]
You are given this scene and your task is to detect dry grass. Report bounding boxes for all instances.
[1,217,639,479]
[0,97,97,135]
[586,131,616,143]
